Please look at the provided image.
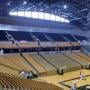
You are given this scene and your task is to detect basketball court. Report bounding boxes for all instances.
[35,69,90,90]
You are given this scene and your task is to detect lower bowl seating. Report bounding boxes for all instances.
[0,72,63,90]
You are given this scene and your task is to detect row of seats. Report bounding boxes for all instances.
[0,64,19,76]
[23,53,46,74]
[22,52,90,74]
[40,53,81,72]
[0,54,37,74]
[30,54,57,75]
[40,51,90,72]
[0,53,57,76]
[78,52,90,61]
[82,46,90,52]
[65,53,89,66]
[0,72,62,90]
[0,30,88,42]
[24,53,57,75]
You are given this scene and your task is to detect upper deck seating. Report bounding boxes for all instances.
[8,31,34,41]
[46,33,66,41]
[83,46,90,52]
[74,35,88,41]
[31,32,49,41]
[0,30,8,41]
[63,34,76,42]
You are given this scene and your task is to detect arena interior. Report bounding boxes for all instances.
[0,0,90,90]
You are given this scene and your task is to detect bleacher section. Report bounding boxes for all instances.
[77,52,90,61]
[40,52,81,73]
[0,31,8,41]
[81,46,90,56]
[0,44,90,89]
[0,54,37,74]
[27,53,57,75]
[0,51,89,76]
[23,53,50,75]
[0,30,89,75]
[31,32,49,41]
[8,31,34,41]
[0,30,88,42]
[0,72,62,90]
[83,46,90,52]
[46,33,66,41]
[63,34,76,42]
[74,35,88,41]
[65,53,89,68]
[23,54,57,75]
[0,30,88,50]
[0,64,19,76]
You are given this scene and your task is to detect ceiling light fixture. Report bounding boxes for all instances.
[63,5,67,9]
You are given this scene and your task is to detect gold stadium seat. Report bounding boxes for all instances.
[0,72,63,90]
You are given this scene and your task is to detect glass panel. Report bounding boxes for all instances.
[31,12,38,18]
[45,13,50,20]
[25,11,32,17]
[60,17,65,22]
[50,14,55,21]
[38,12,45,19]
[9,11,70,23]
[17,11,25,16]
[55,16,60,21]
[9,12,18,16]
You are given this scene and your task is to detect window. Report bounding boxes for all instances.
[60,17,65,22]
[55,16,60,21]
[50,14,55,21]
[9,12,18,16]
[25,11,32,17]
[17,11,25,16]
[38,12,45,19]
[31,12,38,18]
[9,11,70,23]
[45,13,50,20]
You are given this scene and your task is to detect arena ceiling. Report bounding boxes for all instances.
[0,0,90,30]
